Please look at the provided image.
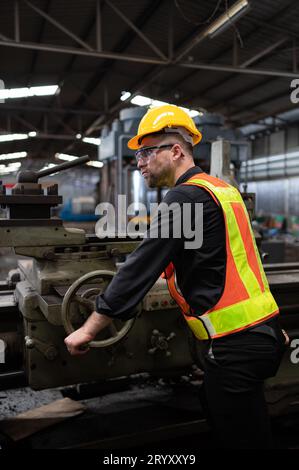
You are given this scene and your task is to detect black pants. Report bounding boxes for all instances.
[201,325,286,449]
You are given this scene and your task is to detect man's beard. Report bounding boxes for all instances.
[147,174,161,188]
[146,168,170,188]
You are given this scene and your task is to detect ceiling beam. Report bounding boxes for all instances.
[0,37,297,79]
[27,0,52,83]
[161,0,298,107]
[105,0,167,60]
[179,61,297,79]
[96,0,103,52]
[247,15,299,43]
[202,38,290,114]
[207,77,278,114]
[14,0,20,42]
[230,89,293,121]
[34,7,102,155]
[46,0,168,154]
[240,37,288,68]
[62,15,237,147]
[236,103,298,127]
[72,2,299,141]
[168,46,289,120]
[0,38,166,65]
[24,0,93,51]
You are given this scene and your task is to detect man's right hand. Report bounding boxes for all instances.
[64,327,94,355]
[64,310,113,356]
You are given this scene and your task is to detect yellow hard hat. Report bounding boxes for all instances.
[128,104,202,150]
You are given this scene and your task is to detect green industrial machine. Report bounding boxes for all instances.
[0,155,299,418]
[0,156,195,390]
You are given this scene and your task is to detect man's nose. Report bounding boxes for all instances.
[137,158,145,170]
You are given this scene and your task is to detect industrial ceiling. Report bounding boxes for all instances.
[0,0,298,162]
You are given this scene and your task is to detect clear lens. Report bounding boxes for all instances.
[135,147,155,162]
[135,144,175,163]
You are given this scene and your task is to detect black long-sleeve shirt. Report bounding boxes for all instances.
[96,166,227,320]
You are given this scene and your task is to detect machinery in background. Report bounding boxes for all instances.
[59,197,99,222]
[98,108,248,214]
[194,112,248,177]
[0,157,195,391]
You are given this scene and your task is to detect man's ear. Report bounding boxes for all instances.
[172,143,183,162]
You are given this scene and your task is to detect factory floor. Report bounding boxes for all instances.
[0,382,299,450]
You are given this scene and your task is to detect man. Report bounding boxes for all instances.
[65,104,288,449]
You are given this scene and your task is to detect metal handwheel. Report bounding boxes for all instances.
[61,270,135,348]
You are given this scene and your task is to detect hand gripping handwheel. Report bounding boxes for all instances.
[61,270,135,348]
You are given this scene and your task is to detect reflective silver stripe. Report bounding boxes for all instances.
[199,315,217,337]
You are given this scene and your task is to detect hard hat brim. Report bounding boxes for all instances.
[128,134,143,150]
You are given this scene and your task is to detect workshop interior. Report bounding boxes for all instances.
[0,0,299,451]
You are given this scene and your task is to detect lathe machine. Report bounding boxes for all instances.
[0,155,299,419]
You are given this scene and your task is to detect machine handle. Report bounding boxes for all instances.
[17,155,91,183]
[37,155,90,178]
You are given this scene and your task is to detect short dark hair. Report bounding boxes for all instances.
[174,134,193,157]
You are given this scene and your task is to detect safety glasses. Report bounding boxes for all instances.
[135,144,175,163]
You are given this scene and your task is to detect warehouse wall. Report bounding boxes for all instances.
[241,126,299,182]
[251,125,299,158]
[246,178,299,217]
[241,125,299,218]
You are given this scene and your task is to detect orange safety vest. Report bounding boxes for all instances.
[162,173,279,340]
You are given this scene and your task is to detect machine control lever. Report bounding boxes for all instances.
[17,155,90,183]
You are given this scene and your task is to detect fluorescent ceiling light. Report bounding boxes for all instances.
[0,161,21,174]
[0,133,28,142]
[40,163,58,172]
[189,110,200,118]
[0,162,21,169]
[0,131,39,143]
[151,99,169,107]
[55,153,78,161]
[82,137,101,146]
[120,91,131,101]
[30,85,59,96]
[180,107,200,118]
[0,131,103,145]
[8,162,21,168]
[205,0,250,38]
[130,95,152,106]
[87,161,104,168]
[0,151,27,161]
[0,85,59,100]
[130,95,200,120]
[55,152,103,169]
